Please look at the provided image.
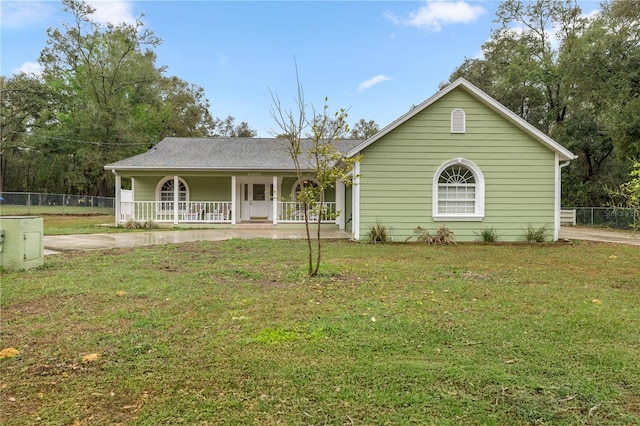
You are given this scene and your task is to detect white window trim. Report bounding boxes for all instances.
[290,177,321,201]
[155,176,190,206]
[451,109,466,133]
[432,158,484,221]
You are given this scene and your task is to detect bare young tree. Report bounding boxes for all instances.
[270,69,360,277]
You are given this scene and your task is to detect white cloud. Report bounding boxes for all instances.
[0,1,55,29]
[358,75,392,92]
[387,0,485,32]
[86,1,136,25]
[14,61,44,76]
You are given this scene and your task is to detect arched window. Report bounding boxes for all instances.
[156,177,189,210]
[451,109,466,133]
[291,178,320,201]
[433,158,484,221]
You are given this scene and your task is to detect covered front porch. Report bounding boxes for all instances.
[113,174,347,228]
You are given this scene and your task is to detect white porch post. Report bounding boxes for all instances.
[352,161,361,240]
[336,179,345,229]
[555,155,571,242]
[173,175,179,225]
[231,176,237,225]
[272,175,279,224]
[114,173,121,225]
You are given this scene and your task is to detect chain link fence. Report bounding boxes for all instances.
[569,207,639,230]
[0,192,114,215]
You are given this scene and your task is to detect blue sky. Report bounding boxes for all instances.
[1,0,600,137]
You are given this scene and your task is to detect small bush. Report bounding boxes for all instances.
[407,225,456,245]
[142,220,159,229]
[524,225,549,243]
[368,223,388,243]
[123,219,143,229]
[476,227,499,243]
[122,220,159,230]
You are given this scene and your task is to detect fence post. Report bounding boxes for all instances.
[27,193,31,214]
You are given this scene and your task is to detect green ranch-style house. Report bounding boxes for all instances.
[105,78,577,242]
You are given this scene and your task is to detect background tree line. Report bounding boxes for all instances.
[0,0,380,199]
[445,0,639,207]
[0,0,257,198]
[2,0,637,207]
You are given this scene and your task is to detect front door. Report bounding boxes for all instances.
[241,181,271,221]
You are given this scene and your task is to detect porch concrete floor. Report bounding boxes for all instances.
[44,227,352,255]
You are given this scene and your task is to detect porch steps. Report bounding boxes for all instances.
[235,222,274,229]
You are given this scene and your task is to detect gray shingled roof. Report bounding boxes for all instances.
[105,137,364,171]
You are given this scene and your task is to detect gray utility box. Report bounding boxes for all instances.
[0,216,44,271]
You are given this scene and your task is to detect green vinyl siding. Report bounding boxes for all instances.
[357,87,556,242]
[130,174,336,208]
[131,176,231,202]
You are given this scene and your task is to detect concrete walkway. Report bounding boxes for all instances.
[43,226,639,255]
[44,227,351,255]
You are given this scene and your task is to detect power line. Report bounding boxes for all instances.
[1,130,150,147]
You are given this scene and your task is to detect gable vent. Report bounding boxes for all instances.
[451,109,466,133]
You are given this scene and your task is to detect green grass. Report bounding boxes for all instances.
[0,204,114,216]
[40,215,117,235]
[1,240,639,425]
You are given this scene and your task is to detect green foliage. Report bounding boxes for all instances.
[367,222,388,244]
[523,225,549,243]
[270,67,361,277]
[446,0,640,206]
[476,227,499,243]
[609,161,640,230]
[350,118,379,139]
[0,0,255,196]
[407,224,456,245]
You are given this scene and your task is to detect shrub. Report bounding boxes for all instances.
[476,227,499,243]
[407,225,455,245]
[368,223,388,243]
[143,220,159,229]
[524,225,549,243]
[123,219,143,229]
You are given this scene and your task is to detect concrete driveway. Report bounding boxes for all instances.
[559,226,640,246]
[44,228,351,255]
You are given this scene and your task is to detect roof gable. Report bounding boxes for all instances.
[347,78,576,162]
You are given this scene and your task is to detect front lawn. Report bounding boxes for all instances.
[1,240,638,425]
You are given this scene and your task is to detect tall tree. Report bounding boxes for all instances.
[446,0,637,206]
[0,73,59,192]
[212,115,257,137]
[350,119,379,139]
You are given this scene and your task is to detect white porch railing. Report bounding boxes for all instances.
[118,200,337,224]
[278,201,337,223]
[119,201,232,224]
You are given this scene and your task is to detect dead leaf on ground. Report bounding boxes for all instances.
[81,353,100,363]
[0,348,20,358]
